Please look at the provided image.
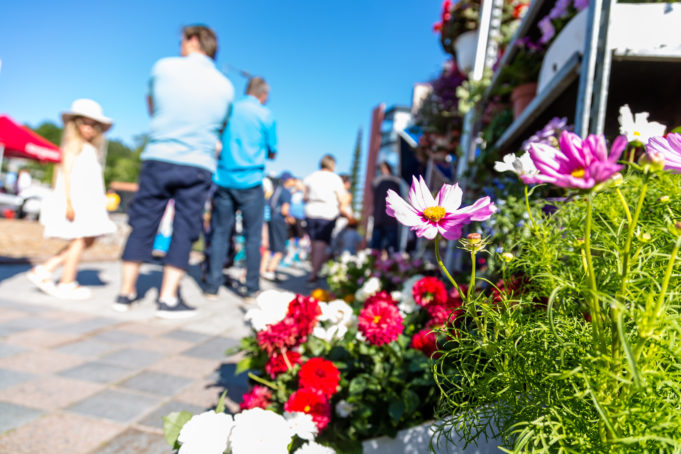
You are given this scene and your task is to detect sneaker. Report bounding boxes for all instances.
[26,266,56,295]
[261,270,277,281]
[52,282,92,300]
[156,299,197,319]
[112,294,138,312]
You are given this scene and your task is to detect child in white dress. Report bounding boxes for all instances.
[27,99,116,299]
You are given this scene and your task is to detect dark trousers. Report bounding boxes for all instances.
[370,223,399,253]
[122,160,212,270]
[206,184,264,294]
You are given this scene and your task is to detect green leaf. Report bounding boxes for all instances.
[388,400,405,423]
[162,411,194,448]
[349,376,369,394]
[403,389,420,414]
[235,357,252,375]
[215,390,228,414]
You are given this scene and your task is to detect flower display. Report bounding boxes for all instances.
[525,131,627,189]
[354,276,381,302]
[257,295,321,354]
[298,358,341,398]
[358,300,404,346]
[618,105,666,145]
[386,175,496,240]
[412,276,448,307]
[177,410,234,454]
[244,289,295,332]
[230,408,293,454]
[313,299,355,342]
[411,328,439,358]
[240,384,273,410]
[284,389,332,431]
[646,133,681,173]
[265,350,303,378]
[285,411,318,441]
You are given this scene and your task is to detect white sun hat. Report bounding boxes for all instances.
[62,98,113,131]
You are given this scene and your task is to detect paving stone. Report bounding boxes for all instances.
[54,338,120,358]
[40,310,93,323]
[0,316,61,333]
[0,412,125,454]
[118,371,193,396]
[90,330,148,344]
[0,376,104,411]
[4,329,81,349]
[51,317,120,335]
[183,336,240,360]
[137,400,206,430]
[58,361,135,384]
[134,336,194,354]
[162,329,211,343]
[0,308,28,323]
[0,402,43,434]
[0,342,26,358]
[98,348,164,369]
[148,354,220,379]
[66,389,161,423]
[115,322,176,337]
[89,428,169,454]
[0,368,35,391]
[0,349,86,374]
[174,377,225,408]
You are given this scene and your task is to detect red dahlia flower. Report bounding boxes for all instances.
[358,301,404,346]
[412,276,448,307]
[284,389,331,431]
[411,328,439,358]
[240,385,272,410]
[288,295,322,338]
[257,318,300,354]
[298,358,341,398]
[426,303,463,328]
[364,290,397,308]
[265,350,302,378]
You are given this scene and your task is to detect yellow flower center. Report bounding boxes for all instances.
[373,315,382,324]
[571,168,585,178]
[423,206,446,222]
[304,405,311,412]
[633,131,641,137]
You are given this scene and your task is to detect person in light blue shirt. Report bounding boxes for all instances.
[118,25,233,318]
[205,77,277,299]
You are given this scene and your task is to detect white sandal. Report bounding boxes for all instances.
[52,282,92,300]
[27,266,56,295]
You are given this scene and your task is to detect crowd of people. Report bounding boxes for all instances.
[24,24,369,319]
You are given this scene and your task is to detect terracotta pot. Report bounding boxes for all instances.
[511,82,538,118]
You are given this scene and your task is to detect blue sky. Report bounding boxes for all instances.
[0,0,446,179]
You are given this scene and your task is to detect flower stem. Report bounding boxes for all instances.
[620,175,649,296]
[654,236,681,318]
[248,372,281,391]
[615,188,632,224]
[524,185,537,231]
[468,251,476,302]
[434,235,463,298]
[585,191,606,354]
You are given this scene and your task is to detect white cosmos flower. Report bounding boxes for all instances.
[355,277,381,302]
[244,290,295,332]
[284,412,318,441]
[335,400,354,418]
[177,410,233,454]
[494,152,539,178]
[294,441,337,454]
[619,104,666,144]
[230,408,292,454]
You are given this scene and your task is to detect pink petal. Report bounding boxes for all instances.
[436,183,462,212]
[437,217,466,240]
[608,135,628,163]
[559,131,586,168]
[455,197,497,221]
[408,176,436,211]
[413,222,438,240]
[385,189,423,227]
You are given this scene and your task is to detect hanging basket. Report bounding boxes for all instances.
[454,30,479,74]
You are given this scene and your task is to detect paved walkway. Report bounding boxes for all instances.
[0,260,311,453]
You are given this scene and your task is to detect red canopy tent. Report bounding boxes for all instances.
[0,115,61,164]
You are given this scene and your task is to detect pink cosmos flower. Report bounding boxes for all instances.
[358,301,404,346]
[386,176,496,241]
[524,131,627,189]
[647,133,681,173]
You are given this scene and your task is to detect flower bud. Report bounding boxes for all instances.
[639,150,665,172]
[467,233,482,244]
[573,238,585,247]
[500,252,514,262]
[669,222,681,237]
[637,231,651,243]
[658,195,670,204]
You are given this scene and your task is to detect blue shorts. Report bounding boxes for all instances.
[306,217,336,244]
[121,160,212,270]
[268,217,288,254]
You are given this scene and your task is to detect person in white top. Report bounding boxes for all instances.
[27,99,116,300]
[303,154,350,284]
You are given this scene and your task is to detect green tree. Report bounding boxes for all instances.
[350,128,362,213]
[21,121,62,183]
[103,134,146,186]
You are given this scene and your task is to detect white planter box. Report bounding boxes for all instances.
[538,3,681,93]
[362,420,503,454]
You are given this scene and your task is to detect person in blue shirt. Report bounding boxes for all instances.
[261,171,294,281]
[205,77,277,299]
[116,25,234,318]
